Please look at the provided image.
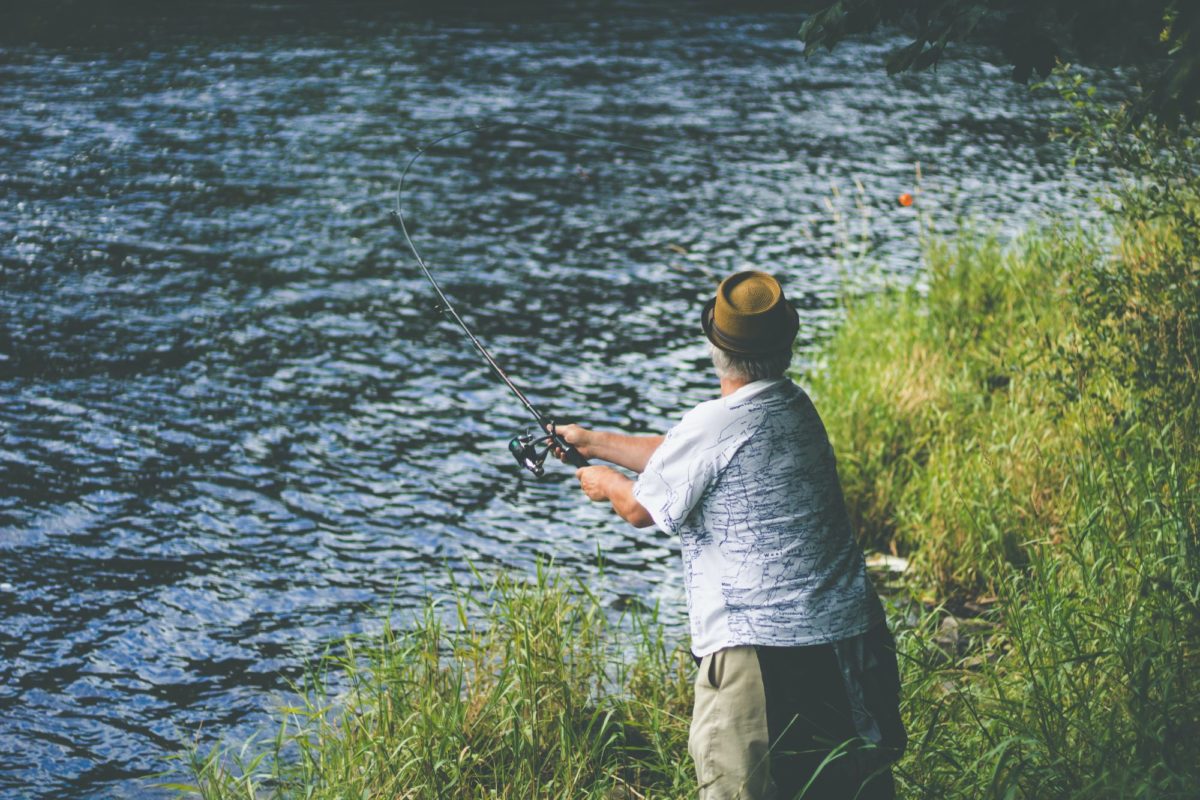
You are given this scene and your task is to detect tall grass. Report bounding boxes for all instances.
[808,214,1200,797]
[809,230,1100,592]
[164,563,695,799]
[169,213,1199,798]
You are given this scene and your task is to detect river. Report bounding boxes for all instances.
[0,2,1110,796]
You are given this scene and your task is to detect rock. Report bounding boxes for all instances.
[865,553,910,574]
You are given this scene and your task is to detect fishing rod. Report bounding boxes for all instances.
[390,121,590,477]
[390,118,793,476]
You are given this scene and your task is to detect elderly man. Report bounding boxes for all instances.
[557,271,905,799]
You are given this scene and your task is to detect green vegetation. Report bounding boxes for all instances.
[168,113,1200,799]
[163,564,696,799]
[167,206,1200,797]
[809,97,1198,796]
[811,215,1199,797]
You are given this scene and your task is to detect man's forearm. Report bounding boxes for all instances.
[574,465,655,529]
[588,432,664,474]
[601,471,654,528]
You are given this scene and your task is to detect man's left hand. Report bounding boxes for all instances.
[575,465,618,502]
[572,465,654,528]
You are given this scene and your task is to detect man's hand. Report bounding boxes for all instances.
[554,424,595,461]
[573,465,655,528]
[575,465,618,501]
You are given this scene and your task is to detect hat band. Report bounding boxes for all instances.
[702,299,798,356]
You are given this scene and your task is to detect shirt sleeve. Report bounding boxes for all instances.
[632,407,720,535]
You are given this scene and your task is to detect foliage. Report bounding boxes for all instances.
[1051,68,1200,521]
[1052,69,1200,239]
[805,216,1200,796]
[808,230,1097,592]
[163,563,695,799]
[894,414,1200,797]
[800,0,1200,122]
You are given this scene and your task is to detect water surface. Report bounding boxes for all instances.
[0,4,1110,796]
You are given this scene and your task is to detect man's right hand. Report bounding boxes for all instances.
[553,424,595,461]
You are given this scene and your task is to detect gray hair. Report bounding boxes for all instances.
[710,343,792,382]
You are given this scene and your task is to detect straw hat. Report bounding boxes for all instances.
[701,270,799,356]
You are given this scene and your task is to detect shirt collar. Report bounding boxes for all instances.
[724,378,787,407]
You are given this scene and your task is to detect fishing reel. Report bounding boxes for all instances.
[508,422,586,476]
[508,428,558,477]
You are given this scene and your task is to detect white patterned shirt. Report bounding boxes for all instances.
[633,378,883,656]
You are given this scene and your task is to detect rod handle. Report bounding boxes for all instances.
[549,432,590,468]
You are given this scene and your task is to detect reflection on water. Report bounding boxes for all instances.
[0,4,1109,797]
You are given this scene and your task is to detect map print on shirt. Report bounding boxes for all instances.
[633,378,882,656]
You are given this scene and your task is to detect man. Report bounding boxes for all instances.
[556,271,906,799]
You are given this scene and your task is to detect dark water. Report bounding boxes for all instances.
[0,4,1110,797]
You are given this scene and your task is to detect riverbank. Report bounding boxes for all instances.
[170,212,1199,798]
[812,214,1199,797]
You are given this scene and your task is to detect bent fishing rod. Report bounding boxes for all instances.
[390,121,591,477]
[390,118,791,476]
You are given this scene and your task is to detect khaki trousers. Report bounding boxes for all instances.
[690,646,778,800]
[689,630,904,800]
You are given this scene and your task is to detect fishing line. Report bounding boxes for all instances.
[390,117,793,476]
[391,121,592,477]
